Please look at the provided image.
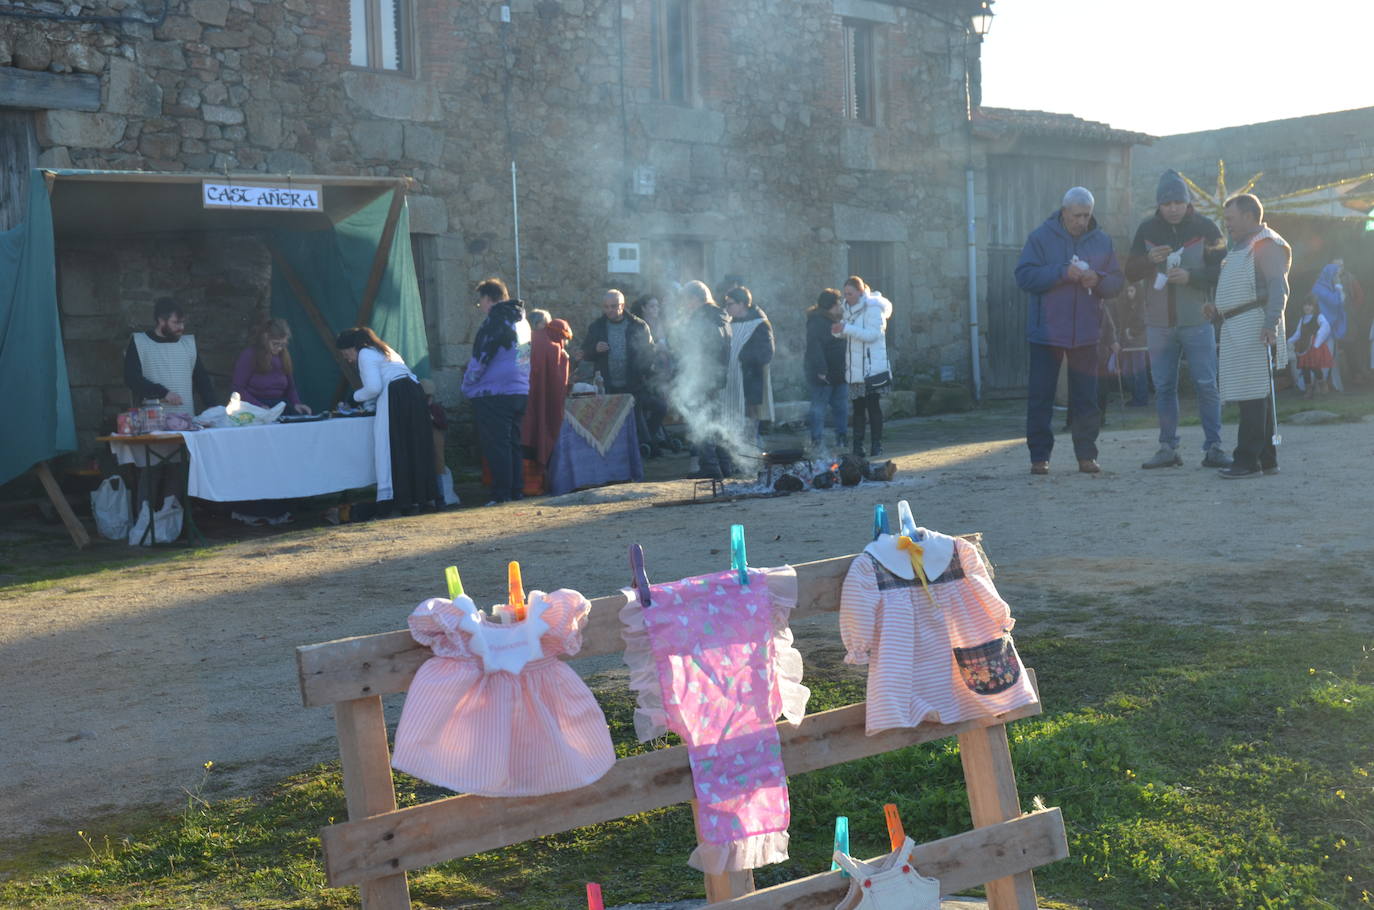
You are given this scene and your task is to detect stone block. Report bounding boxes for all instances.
[639,104,725,143]
[14,32,51,71]
[243,99,281,147]
[0,37,10,67]
[157,15,204,42]
[690,145,724,180]
[59,44,108,76]
[136,39,185,71]
[404,123,445,163]
[202,81,228,104]
[37,110,128,149]
[266,149,312,173]
[65,340,125,387]
[37,146,73,168]
[407,194,449,235]
[205,29,254,49]
[139,132,182,159]
[342,70,443,121]
[202,104,244,125]
[354,119,403,160]
[105,57,163,117]
[190,0,231,27]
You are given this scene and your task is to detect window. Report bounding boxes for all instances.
[842,19,876,124]
[351,0,410,72]
[651,0,695,105]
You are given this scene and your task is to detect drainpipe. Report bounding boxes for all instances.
[965,165,981,400]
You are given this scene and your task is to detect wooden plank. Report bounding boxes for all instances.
[268,245,360,391]
[297,537,989,708]
[707,808,1067,909]
[0,68,100,112]
[319,684,1041,887]
[959,723,1039,910]
[334,697,410,910]
[34,462,90,549]
[692,800,756,902]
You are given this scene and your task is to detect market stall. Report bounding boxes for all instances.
[546,393,644,495]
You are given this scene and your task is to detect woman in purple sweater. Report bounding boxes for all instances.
[231,319,312,414]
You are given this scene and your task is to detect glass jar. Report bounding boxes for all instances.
[141,400,165,432]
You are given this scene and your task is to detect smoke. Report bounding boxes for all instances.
[661,291,758,470]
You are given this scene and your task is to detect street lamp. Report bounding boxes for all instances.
[970,0,994,37]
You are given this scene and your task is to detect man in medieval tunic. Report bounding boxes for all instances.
[1207,193,1289,479]
[124,296,217,417]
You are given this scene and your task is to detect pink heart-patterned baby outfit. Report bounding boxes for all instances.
[620,565,809,873]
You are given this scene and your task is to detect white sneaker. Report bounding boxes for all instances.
[231,511,267,527]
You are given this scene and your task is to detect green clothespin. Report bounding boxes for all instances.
[730,524,749,587]
[445,566,464,600]
[832,815,850,877]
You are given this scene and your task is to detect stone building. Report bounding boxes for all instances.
[1,0,997,452]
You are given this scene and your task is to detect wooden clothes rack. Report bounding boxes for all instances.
[296,541,1068,909]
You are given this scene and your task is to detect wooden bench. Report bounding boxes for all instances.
[297,547,1069,909]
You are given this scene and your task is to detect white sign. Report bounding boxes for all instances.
[607,242,640,274]
[202,180,323,212]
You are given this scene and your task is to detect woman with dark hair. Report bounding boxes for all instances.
[336,326,440,519]
[805,289,848,451]
[722,285,774,453]
[231,318,312,414]
[462,277,532,504]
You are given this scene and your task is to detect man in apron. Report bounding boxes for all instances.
[1206,194,1290,479]
[124,297,217,417]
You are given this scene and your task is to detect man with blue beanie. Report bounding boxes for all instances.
[1015,186,1125,474]
[1125,169,1232,469]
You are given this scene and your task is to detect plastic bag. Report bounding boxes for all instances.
[127,495,184,545]
[438,467,461,506]
[195,394,286,428]
[90,476,131,540]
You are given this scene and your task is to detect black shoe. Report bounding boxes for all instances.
[1261,464,1280,476]
[870,443,884,457]
[1218,466,1261,479]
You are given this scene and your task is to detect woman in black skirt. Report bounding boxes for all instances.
[336,327,440,519]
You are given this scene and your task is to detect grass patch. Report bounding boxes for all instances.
[3,592,1372,908]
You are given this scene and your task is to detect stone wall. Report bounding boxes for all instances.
[2,0,986,452]
[1131,107,1374,215]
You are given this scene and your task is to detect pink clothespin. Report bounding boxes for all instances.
[586,882,604,910]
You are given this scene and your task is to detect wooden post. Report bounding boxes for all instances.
[34,461,90,549]
[691,800,756,903]
[335,696,410,910]
[958,723,1040,910]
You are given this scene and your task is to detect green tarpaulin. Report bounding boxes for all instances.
[270,189,430,409]
[0,172,75,487]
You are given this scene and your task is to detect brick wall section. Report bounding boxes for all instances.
[2,0,985,451]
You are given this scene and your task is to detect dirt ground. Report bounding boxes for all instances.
[3,405,1372,856]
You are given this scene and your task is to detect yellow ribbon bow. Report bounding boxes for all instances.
[896,535,936,605]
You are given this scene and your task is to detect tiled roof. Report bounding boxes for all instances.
[973,107,1155,146]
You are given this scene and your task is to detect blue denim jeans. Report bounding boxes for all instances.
[807,380,848,445]
[1147,323,1222,451]
[1026,342,1098,463]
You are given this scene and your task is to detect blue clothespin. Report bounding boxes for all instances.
[872,504,889,540]
[897,500,919,539]
[832,816,850,877]
[730,524,749,587]
[628,543,652,608]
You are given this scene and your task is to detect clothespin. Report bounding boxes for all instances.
[585,882,604,910]
[883,803,905,851]
[445,566,464,600]
[628,543,652,608]
[730,524,749,587]
[831,815,850,877]
[896,500,919,539]
[872,503,889,540]
[508,561,526,622]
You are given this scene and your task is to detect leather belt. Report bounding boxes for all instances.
[1218,299,1265,321]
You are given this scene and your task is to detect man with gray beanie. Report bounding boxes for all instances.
[1125,169,1231,469]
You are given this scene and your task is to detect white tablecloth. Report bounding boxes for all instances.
[108,418,377,501]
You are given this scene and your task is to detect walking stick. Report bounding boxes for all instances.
[1268,345,1282,446]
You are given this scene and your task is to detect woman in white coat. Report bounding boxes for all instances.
[836,275,892,457]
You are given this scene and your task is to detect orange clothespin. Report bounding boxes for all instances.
[883,803,905,851]
[586,882,604,910]
[508,561,526,622]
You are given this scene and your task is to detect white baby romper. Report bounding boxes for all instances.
[832,836,940,910]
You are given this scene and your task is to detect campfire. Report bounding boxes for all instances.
[660,450,897,507]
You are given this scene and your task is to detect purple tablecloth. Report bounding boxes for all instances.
[548,407,643,495]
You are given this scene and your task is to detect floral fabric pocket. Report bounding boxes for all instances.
[952,634,1021,695]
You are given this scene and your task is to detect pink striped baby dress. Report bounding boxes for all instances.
[620,565,810,874]
[840,528,1037,735]
[391,589,616,797]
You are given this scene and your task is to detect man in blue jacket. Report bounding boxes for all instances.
[1015,186,1125,474]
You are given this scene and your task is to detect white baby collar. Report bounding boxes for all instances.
[864,528,955,581]
[459,592,551,675]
